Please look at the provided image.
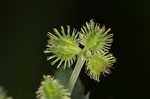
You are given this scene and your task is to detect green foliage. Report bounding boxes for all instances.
[54,68,89,99]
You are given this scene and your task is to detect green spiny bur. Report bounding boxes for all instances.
[86,52,116,81]
[44,26,81,69]
[36,75,70,99]
[80,20,113,52]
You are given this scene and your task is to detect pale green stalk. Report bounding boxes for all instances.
[68,55,85,93]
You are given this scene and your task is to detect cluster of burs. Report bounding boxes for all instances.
[0,20,116,99]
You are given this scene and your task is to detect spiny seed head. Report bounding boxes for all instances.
[79,19,113,53]
[44,26,81,69]
[86,51,116,81]
[36,75,70,99]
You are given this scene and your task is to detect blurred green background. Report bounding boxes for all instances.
[0,0,148,99]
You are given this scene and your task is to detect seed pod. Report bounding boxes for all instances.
[36,75,70,99]
[44,26,81,69]
[79,19,113,53]
[86,51,116,81]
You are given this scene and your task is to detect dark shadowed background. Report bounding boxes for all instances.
[0,0,148,99]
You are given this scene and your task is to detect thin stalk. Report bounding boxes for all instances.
[68,55,85,93]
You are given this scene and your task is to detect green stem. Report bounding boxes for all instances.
[68,55,85,93]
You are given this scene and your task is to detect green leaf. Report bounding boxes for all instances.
[54,68,87,99]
